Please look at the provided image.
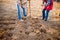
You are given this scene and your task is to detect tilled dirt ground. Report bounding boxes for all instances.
[0,16,60,40]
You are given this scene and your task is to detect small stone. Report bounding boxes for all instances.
[12,36,17,40]
[29,32,36,36]
[34,29,40,34]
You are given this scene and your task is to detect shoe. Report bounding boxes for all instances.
[20,19,24,22]
[44,20,47,21]
[42,18,44,20]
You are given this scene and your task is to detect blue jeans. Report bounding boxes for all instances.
[42,9,50,21]
[17,4,27,20]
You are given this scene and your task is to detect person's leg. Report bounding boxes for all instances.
[45,10,50,21]
[42,9,46,20]
[17,4,22,20]
[22,6,27,16]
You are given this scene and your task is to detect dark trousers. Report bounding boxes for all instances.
[42,9,50,21]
